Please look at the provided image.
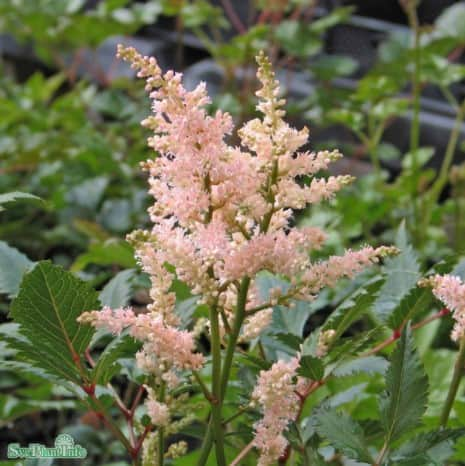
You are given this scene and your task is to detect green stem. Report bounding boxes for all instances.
[157,382,166,466]
[430,101,465,203]
[373,441,389,466]
[422,100,465,232]
[193,370,214,402]
[404,1,422,240]
[209,304,226,466]
[220,276,251,399]
[366,116,384,189]
[222,405,250,425]
[197,419,213,466]
[440,338,465,426]
[410,21,421,163]
[440,84,460,111]
[88,395,133,455]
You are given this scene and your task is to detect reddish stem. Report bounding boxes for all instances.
[83,383,96,396]
[133,424,153,458]
[220,0,246,33]
[448,45,465,63]
[363,308,450,357]
[85,347,95,367]
[130,385,146,418]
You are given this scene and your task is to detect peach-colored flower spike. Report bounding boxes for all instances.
[114,46,394,314]
[78,307,204,372]
[420,274,465,341]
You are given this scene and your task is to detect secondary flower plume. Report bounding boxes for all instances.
[252,357,300,466]
[421,274,465,341]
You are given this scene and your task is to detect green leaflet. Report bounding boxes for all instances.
[314,403,373,464]
[0,241,34,298]
[373,223,421,323]
[91,334,140,385]
[99,268,136,308]
[379,327,428,446]
[388,286,432,330]
[298,355,324,381]
[392,428,465,465]
[9,262,98,384]
[0,191,43,212]
[255,272,318,338]
[323,277,384,338]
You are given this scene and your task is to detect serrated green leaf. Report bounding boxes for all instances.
[0,191,43,212]
[303,446,327,465]
[332,356,388,377]
[379,327,428,445]
[9,262,98,383]
[0,241,34,298]
[236,352,271,371]
[92,334,139,384]
[99,269,135,308]
[0,323,71,383]
[298,355,324,380]
[324,277,384,338]
[393,428,465,465]
[326,328,382,365]
[374,223,421,323]
[314,404,373,463]
[388,287,432,330]
[274,333,302,351]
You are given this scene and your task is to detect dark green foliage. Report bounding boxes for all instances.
[379,327,429,445]
[314,404,373,463]
[8,262,98,383]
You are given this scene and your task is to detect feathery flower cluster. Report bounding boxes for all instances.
[78,307,204,373]
[240,308,273,342]
[299,245,398,299]
[78,306,204,430]
[115,45,393,323]
[145,387,170,427]
[252,357,300,466]
[420,274,465,341]
[316,329,337,358]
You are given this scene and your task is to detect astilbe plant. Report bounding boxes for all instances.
[76,46,398,466]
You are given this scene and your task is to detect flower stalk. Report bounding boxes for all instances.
[209,304,226,466]
[440,338,465,426]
